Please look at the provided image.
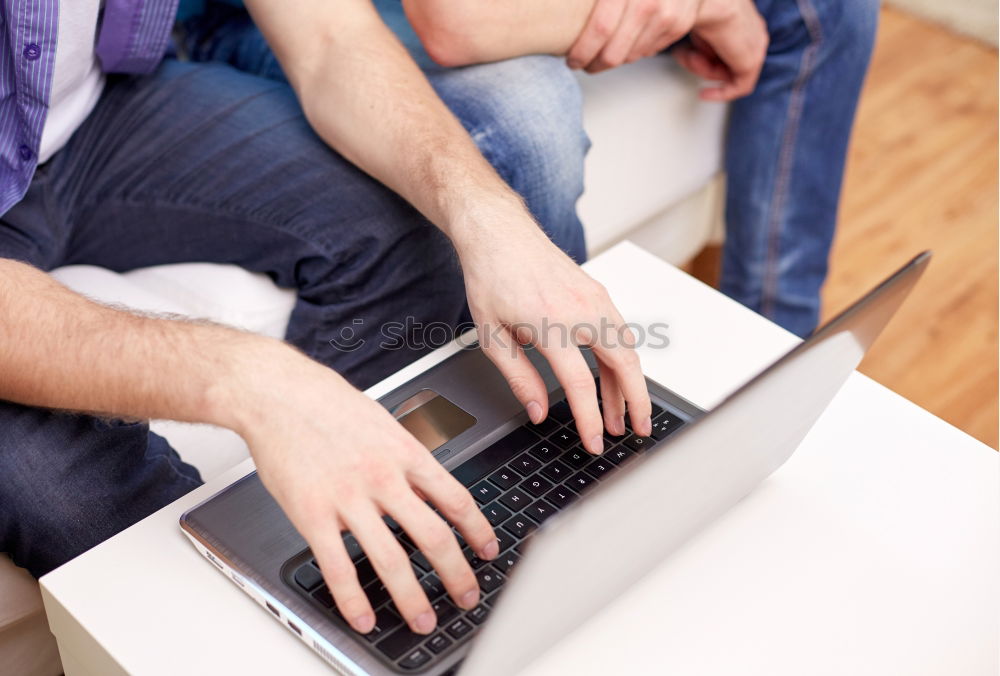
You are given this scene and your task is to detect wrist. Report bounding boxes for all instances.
[443,189,550,260]
[201,335,332,438]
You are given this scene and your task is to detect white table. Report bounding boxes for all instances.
[40,242,1000,675]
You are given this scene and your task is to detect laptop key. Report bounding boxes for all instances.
[527,440,561,463]
[496,529,517,553]
[364,607,403,642]
[650,412,683,440]
[398,647,432,670]
[604,445,634,465]
[492,551,519,573]
[467,605,490,624]
[445,618,474,640]
[420,574,446,601]
[508,453,541,476]
[481,502,513,527]
[355,558,378,587]
[432,598,459,624]
[566,471,597,493]
[343,533,365,562]
[476,568,505,594]
[426,633,453,655]
[411,551,433,573]
[548,400,574,423]
[470,480,502,504]
[550,428,580,450]
[502,515,536,539]
[523,500,555,524]
[462,547,491,570]
[499,488,533,512]
[526,416,562,436]
[364,581,391,608]
[544,486,579,509]
[376,626,424,660]
[294,563,324,592]
[561,447,592,469]
[584,458,617,478]
[487,468,520,490]
[541,459,572,482]
[311,585,335,609]
[623,434,654,453]
[520,475,554,497]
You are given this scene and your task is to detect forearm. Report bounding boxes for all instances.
[244,0,546,248]
[402,0,594,66]
[0,258,311,434]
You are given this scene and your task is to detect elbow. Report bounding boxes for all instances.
[402,0,486,67]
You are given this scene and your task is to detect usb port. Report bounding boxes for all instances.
[265,601,280,618]
[287,621,302,636]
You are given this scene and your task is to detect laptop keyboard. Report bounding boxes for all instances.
[287,393,686,672]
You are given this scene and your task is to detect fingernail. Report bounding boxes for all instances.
[480,539,499,560]
[568,59,581,69]
[640,416,652,437]
[526,401,543,424]
[353,613,375,633]
[461,589,479,609]
[414,611,436,634]
[616,416,626,436]
[588,435,604,455]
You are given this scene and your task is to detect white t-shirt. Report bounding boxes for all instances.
[38,0,106,164]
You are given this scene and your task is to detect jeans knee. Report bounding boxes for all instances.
[431,56,588,258]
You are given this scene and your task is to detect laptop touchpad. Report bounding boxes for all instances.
[392,389,476,452]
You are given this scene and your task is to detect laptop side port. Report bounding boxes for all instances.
[265,601,281,618]
[287,620,303,636]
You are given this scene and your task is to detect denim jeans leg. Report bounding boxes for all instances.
[721,0,879,337]
[0,400,202,577]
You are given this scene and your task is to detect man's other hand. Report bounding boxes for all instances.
[455,210,654,456]
[675,0,769,101]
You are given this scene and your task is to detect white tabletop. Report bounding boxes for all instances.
[41,241,1000,675]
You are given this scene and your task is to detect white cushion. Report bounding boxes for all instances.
[577,58,727,252]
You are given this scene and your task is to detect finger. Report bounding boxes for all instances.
[568,0,627,70]
[407,454,499,563]
[592,312,652,436]
[480,326,549,424]
[673,45,731,82]
[588,0,648,72]
[537,336,604,454]
[303,520,376,634]
[387,493,482,611]
[597,361,627,436]
[342,506,436,634]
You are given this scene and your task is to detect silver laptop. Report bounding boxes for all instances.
[180,252,930,676]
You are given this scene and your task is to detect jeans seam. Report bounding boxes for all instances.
[760,0,824,318]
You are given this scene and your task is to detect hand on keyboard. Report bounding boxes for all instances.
[456,222,653,453]
[240,352,497,637]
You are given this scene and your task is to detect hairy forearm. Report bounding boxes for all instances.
[403,0,594,66]
[245,0,539,248]
[0,259,308,434]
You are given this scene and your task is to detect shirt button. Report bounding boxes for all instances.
[23,43,41,61]
[18,145,33,161]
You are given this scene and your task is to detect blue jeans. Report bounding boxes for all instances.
[0,54,586,573]
[723,0,879,337]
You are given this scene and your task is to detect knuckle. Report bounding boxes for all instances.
[566,373,598,396]
[505,373,536,402]
[592,18,615,39]
[422,523,457,555]
[440,482,476,515]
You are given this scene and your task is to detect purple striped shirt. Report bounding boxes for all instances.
[0,0,178,217]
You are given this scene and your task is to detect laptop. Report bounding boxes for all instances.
[180,252,930,676]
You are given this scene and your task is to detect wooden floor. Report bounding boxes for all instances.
[691,7,999,448]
